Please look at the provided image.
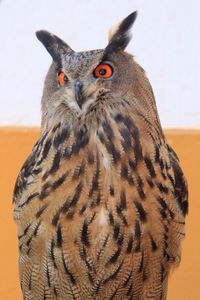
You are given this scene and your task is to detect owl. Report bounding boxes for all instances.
[13,11,188,300]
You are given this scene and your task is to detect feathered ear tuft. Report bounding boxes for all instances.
[36,30,74,63]
[104,11,137,57]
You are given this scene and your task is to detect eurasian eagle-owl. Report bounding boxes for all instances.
[13,12,188,300]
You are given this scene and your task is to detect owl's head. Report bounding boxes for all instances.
[37,12,156,131]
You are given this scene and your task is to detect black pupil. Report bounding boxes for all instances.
[99,68,106,76]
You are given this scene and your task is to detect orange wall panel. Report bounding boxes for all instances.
[0,127,199,299]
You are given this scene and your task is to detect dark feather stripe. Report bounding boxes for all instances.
[53,127,70,148]
[103,261,123,284]
[19,192,39,208]
[134,201,147,222]
[61,250,76,284]
[81,220,90,247]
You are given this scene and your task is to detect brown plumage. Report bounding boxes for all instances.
[13,12,188,300]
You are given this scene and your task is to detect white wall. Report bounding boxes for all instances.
[0,0,199,128]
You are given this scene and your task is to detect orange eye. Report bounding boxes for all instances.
[94,63,113,79]
[58,71,68,85]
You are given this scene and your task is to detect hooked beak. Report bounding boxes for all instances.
[74,80,84,108]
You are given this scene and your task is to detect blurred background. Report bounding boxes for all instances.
[0,0,199,299]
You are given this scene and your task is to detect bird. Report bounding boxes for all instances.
[13,11,188,300]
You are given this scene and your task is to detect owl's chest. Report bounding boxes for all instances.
[15,119,173,259]
[15,126,178,300]
[16,139,160,257]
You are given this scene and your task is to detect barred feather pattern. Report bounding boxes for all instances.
[13,95,188,300]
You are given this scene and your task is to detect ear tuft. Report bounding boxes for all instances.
[104,11,137,56]
[36,30,73,62]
